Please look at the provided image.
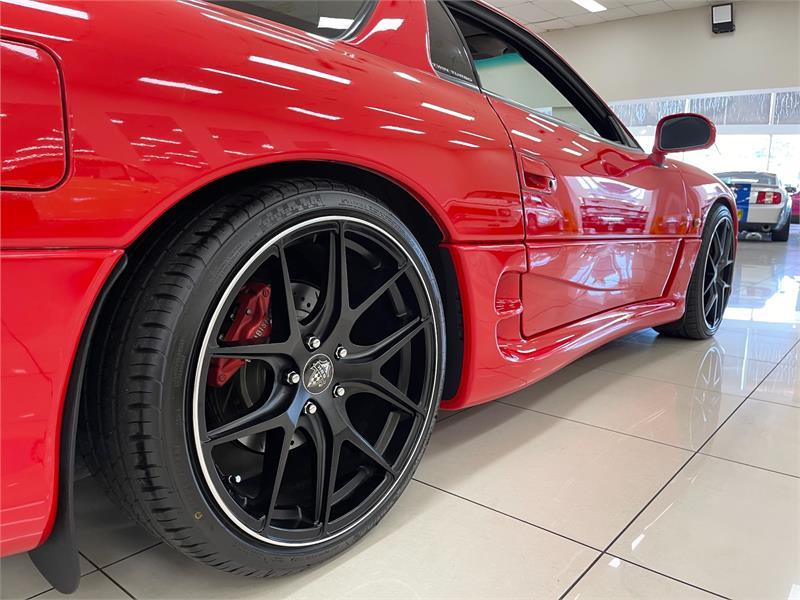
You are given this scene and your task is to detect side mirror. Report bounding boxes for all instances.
[786,185,797,194]
[651,113,716,165]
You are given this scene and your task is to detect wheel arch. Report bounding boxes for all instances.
[703,195,739,239]
[112,159,465,401]
[54,163,466,585]
[44,160,465,588]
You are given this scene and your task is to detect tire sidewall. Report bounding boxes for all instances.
[689,203,734,337]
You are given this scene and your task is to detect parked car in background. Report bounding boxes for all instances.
[787,186,799,224]
[716,171,791,241]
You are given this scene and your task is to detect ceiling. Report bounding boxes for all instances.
[486,0,721,32]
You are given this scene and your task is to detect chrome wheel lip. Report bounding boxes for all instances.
[191,215,439,548]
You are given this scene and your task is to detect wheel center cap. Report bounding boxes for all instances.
[303,354,334,395]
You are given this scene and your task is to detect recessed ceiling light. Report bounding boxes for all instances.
[570,0,607,12]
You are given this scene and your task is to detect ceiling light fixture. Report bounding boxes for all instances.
[570,0,607,13]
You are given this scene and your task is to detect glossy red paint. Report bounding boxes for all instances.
[0,0,521,248]
[650,113,717,166]
[0,249,123,555]
[0,39,67,189]
[442,238,702,409]
[0,0,734,559]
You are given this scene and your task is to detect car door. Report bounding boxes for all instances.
[448,3,697,337]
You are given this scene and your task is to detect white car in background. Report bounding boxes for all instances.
[716,171,792,241]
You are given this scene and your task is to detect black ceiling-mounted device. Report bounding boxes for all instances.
[712,3,735,34]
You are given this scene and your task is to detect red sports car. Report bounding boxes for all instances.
[1,0,736,592]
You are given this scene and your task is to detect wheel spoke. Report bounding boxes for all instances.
[303,230,342,336]
[261,399,304,527]
[351,264,409,320]
[205,401,286,447]
[346,429,396,476]
[351,379,423,416]
[278,243,301,341]
[303,415,329,524]
[710,231,722,262]
[350,316,430,365]
[337,223,350,310]
[322,440,342,529]
[209,339,295,360]
[704,292,717,317]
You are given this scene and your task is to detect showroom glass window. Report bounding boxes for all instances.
[426,0,477,85]
[449,12,599,137]
[208,1,372,38]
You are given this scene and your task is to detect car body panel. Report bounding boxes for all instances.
[0,249,123,555]
[0,39,67,189]
[442,237,702,408]
[0,0,732,561]
[0,0,522,249]
[485,97,697,334]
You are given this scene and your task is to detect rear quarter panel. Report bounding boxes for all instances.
[1,0,522,248]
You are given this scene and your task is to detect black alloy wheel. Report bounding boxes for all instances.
[700,215,735,330]
[194,217,437,545]
[84,179,444,576]
[654,203,735,339]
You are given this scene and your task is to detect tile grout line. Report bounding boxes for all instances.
[747,395,800,409]
[495,399,800,479]
[411,478,605,553]
[495,399,697,452]
[97,568,137,600]
[696,451,800,479]
[80,550,139,599]
[25,587,54,600]
[557,336,800,599]
[602,552,731,599]
[98,541,163,570]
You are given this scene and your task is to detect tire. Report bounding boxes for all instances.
[772,215,790,242]
[654,203,735,339]
[83,178,445,576]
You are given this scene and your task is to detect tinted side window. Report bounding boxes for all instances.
[452,13,599,137]
[210,1,371,38]
[426,0,476,85]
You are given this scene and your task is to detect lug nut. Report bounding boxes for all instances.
[304,401,317,415]
[333,384,346,398]
[334,346,348,360]
[306,336,322,350]
[285,371,301,385]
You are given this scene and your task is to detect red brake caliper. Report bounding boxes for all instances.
[208,283,272,387]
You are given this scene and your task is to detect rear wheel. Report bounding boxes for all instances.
[654,204,735,339]
[85,179,444,575]
[772,215,790,242]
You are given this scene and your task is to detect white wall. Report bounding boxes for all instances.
[540,1,800,102]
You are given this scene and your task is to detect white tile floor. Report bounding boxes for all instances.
[2,227,799,600]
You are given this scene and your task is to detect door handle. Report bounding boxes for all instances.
[519,155,556,193]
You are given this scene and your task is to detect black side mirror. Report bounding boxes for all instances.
[651,113,716,165]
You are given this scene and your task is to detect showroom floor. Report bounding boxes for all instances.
[3,227,799,600]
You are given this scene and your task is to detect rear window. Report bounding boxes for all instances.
[209,1,372,38]
[716,172,778,186]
